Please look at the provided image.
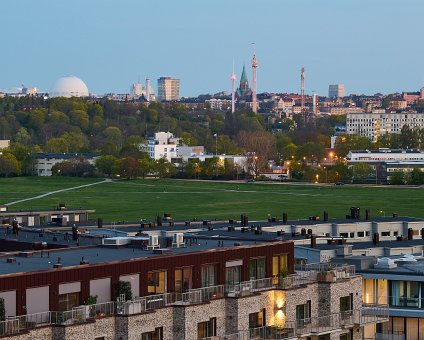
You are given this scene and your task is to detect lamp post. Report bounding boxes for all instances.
[214,133,218,156]
[323,166,328,183]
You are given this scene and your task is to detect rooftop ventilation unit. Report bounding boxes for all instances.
[172,233,185,248]
[374,257,397,269]
[102,237,132,246]
[147,235,160,250]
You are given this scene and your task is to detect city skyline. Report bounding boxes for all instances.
[1,0,423,97]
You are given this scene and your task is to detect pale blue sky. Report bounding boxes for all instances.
[1,0,423,97]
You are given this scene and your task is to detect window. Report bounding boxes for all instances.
[147,270,167,294]
[249,258,266,280]
[357,231,365,237]
[390,281,420,307]
[249,309,265,328]
[175,267,192,293]
[340,233,348,238]
[141,327,163,340]
[340,332,352,340]
[197,318,216,339]
[366,231,370,236]
[340,294,353,318]
[349,232,354,238]
[201,264,217,288]
[226,266,242,287]
[58,292,79,311]
[272,254,288,283]
[381,231,390,237]
[296,300,311,326]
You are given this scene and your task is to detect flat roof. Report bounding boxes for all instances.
[0,208,95,217]
[300,238,424,251]
[0,239,276,276]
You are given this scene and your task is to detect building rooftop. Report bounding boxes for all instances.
[32,152,100,159]
[0,234,268,276]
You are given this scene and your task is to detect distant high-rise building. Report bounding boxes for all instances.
[157,77,180,101]
[328,84,345,98]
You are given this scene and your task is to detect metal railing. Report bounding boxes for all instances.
[364,294,422,308]
[200,306,389,340]
[0,270,373,337]
[0,309,87,337]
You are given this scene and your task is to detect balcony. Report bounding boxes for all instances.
[202,306,389,339]
[0,265,360,337]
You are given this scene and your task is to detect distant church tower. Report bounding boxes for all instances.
[236,65,252,99]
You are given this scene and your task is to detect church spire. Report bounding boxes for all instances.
[240,65,248,84]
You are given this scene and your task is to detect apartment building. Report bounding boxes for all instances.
[346,113,424,141]
[329,84,346,98]
[0,215,387,339]
[157,77,180,101]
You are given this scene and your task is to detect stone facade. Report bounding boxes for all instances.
[1,276,370,340]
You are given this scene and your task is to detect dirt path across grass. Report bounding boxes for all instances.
[5,178,112,206]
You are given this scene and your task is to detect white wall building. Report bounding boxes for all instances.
[347,149,424,164]
[33,153,99,176]
[0,140,10,149]
[347,112,424,141]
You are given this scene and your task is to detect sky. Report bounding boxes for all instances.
[1,0,424,97]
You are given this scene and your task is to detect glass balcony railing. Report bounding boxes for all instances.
[363,295,422,309]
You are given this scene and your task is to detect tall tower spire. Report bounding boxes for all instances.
[230,61,236,113]
[301,67,305,118]
[251,43,258,113]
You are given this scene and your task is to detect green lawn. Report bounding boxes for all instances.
[0,177,423,222]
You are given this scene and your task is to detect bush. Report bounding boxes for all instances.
[114,281,132,301]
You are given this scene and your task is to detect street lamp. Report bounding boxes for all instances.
[323,166,328,183]
[380,210,385,217]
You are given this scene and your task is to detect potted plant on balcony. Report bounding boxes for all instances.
[114,281,133,301]
[83,295,98,318]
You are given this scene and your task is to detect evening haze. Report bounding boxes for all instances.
[1,0,423,97]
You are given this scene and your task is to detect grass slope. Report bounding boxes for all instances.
[0,177,423,222]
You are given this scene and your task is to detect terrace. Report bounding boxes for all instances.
[0,263,388,337]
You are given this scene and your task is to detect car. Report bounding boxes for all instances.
[246,179,255,183]
[335,182,345,186]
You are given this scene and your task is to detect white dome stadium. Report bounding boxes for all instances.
[49,75,89,98]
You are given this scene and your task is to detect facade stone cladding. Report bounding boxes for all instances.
[0,276,368,340]
[118,308,174,340]
[179,299,227,339]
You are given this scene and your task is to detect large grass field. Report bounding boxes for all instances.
[0,177,423,222]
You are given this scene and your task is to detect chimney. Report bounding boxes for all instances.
[408,228,413,241]
[323,211,329,222]
[146,78,150,101]
[365,209,370,221]
[283,213,288,224]
[311,235,316,248]
[97,218,102,228]
[421,228,424,240]
[373,233,379,245]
